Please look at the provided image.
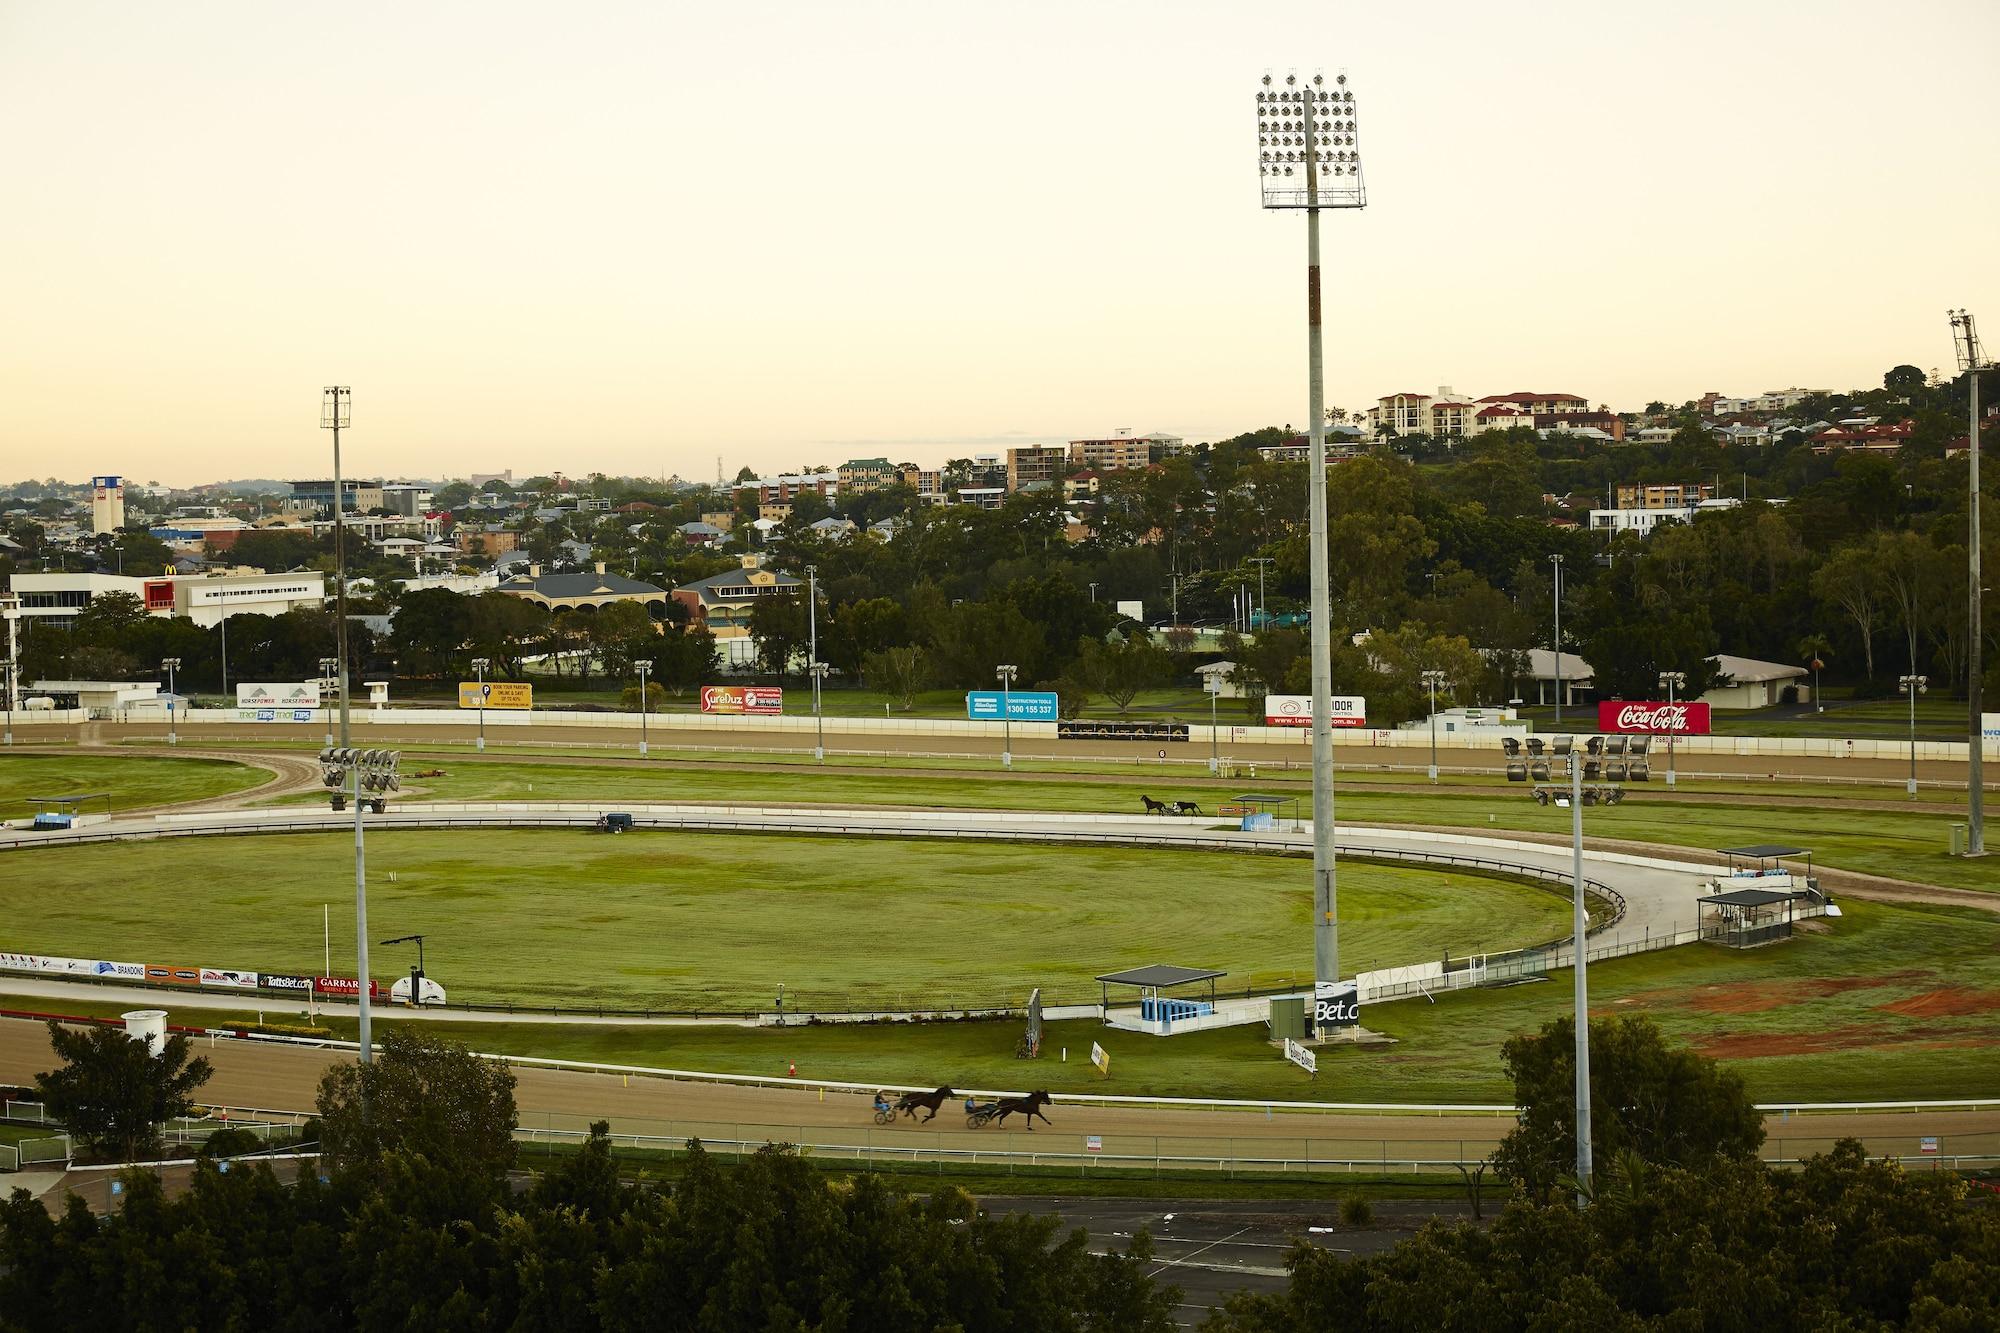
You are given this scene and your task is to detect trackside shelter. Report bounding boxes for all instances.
[1697,886,1800,948]
[1097,964,1225,1027]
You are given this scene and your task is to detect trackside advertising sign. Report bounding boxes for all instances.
[700,685,783,715]
[1597,700,1712,734]
[1266,695,1367,728]
[966,690,1059,720]
[458,681,533,710]
[1314,979,1360,1030]
[236,682,321,709]
[314,975,385,999]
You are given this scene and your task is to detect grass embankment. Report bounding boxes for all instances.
[254,757,1996,892]
[0,830,1566,1011]
[0,754,267,816]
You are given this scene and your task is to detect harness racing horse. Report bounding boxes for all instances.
[1140,795,1170,815]
[895,1086,956,1122]
[992,1090,1054,1131]
[1173,800,1203,815]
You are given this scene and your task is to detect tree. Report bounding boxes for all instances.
[315,1028,518,1180]
[1074,632,1170,712]
[1884,363,1927,397]
[70,591,149,643]
[1813,544,1882,680]
[34,1021,213,1161]
[651,623,719,696]
[863,644,930,709]
[748,587,812,676]
[1492,1014,1764,1200]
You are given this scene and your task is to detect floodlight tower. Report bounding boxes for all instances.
[1257,68,1365,1020]
[322,387,353,747]
[1950,310,1988,855]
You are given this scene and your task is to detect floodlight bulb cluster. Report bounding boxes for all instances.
[1256,72,1361,181]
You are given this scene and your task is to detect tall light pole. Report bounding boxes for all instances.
[1,654,13,748]
[635,659,653,756]
[1658,671,1687,789]
[1249,556,1274,630]
[1950,309,1988,855]
[160,658,180,745]
[996,663,1018,769]
[219,614,229,694]
[322,387,353,748]
[318,657,338,746]
[1206,670,1223,774]
[1565,735,1591,1205]
[806,564,823,763]
[320,746,397,1064]
[1549,553,1565,726]
[0,593,17,747]
[1258,68,1365,1020]
[470,656,490,753]
[1901,674,1928,799]
[1421,669,1446,783]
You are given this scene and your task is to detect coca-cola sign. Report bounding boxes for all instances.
[1597,700,1711,734]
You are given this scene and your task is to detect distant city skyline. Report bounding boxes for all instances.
[1,0,1993,488]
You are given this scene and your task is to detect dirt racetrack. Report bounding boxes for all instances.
[3,1019,1992,1168]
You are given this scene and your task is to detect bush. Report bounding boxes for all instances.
[1341,1195,1373,1227]
[197,1126,264,1160]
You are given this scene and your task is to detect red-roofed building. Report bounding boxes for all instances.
[1810,419,1913,455]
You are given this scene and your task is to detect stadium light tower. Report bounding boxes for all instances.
[318,657,339,746]
[1421,669,1447,782]
[1657,671,1687,789]
[634,659,653,757]
[996,664,1018,768]
[1950,310,1988,855]
[470,657,490,752]
[1900,674,1928,799]
[1257,68,1365,1023]
[321,387,353,748]
[160,658,181,745]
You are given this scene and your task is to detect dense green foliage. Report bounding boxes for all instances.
[33,1022,212,1162]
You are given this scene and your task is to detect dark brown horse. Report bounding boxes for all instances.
[1140,795,1169,815]
[992,1090,1054,1130]
[895,1086,956,1122]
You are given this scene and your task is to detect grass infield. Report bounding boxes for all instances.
[0,829,1568,1012]
[0,753,267,817]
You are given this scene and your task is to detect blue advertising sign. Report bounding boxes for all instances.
[966,690,1059,720]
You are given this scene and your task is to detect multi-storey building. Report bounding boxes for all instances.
[838,458,898,494]
[285,479,385,515]
[734,471,838,505]
[1005,445,1067,492]
[670,555,803,639]
[897,463,945,499]
[8,570,325,627]
[1615,482,1713,509]
[1066,430,1184,471]
[90,476,125,534]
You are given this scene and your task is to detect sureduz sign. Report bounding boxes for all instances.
[1596,700,1711,734]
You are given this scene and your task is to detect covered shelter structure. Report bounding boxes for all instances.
[1097,964,1225,1025]
[1218,792,1302,831]
[1696,886,1799,949]
[16,793,113,830]
[1714,843,1824,900]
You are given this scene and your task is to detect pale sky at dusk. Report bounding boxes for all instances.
[2,0,1995,487]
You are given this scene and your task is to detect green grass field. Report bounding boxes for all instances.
[300,758,2000,892]
[20,898,1984,1105]
[0,830,1568,1010]
[0,754,266,817]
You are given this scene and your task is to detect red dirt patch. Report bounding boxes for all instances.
[1878,988,2000,1019]
[1626,970,1935,1017]
[1692,1027,1885,1060]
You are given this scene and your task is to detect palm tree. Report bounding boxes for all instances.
[1795,633,1833,712]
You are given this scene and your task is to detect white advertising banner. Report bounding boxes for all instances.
[1265,695,1367,728]
[1283,1037,1318,1075]
[237,682,321,709]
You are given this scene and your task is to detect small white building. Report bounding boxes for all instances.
[1194,661,1247,699]
[1702,655,1811,709]
[28,679,165,712]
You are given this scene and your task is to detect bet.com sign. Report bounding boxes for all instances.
[1597,700,1711,735]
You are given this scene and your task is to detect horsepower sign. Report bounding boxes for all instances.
[1597,700,1711,734]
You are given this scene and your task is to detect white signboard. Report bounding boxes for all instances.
[1283,1037,1317,1075]
[1266,694,1367,728]
[1984,713,2000,742]
[237,681,321,709]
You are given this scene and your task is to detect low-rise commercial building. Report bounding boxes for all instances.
[496,563,668,617]
[671,556,803,639]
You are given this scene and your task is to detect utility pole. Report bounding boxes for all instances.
[1950,310,1987,855]
[1659,671,1687,789]
[1250,557,1273,630]
[635,659,652,756]
[1421,669,1446,782]
[323,388,353,748]
[1550,553,1565,725]
[807,564,823,763]
[1567,737,1591,1207]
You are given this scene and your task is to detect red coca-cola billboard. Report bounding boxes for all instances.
[1597,700,1711,734]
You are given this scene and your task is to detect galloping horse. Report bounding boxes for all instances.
[1140,795,1170,815]
[992,1089,1054,1130]
[1173,800,1203,816]
[895,1086,956,1122]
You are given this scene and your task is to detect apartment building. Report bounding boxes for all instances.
[1615,482,1713,509]
[1067,430,1185,471]
[838,458,898,494]
[1005,445,1067,492]
[734,471,838,505]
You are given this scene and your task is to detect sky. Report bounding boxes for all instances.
[2,0,1995,487]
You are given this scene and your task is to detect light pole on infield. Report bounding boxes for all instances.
[1658,671,1686,789]
[1549,553,1565,726]
[1257,67,1365,1014]
[1900,674,1928,799]
[807,564,823,763]
[160,658,180,745]
[1421,669,1446,783]
[1206,671,1223,774]
[809,660,828,761]
[322,387,353,749]
[1950,309,1988,855]
[470,657,490,752]
[318,658,339,746]
[634,659,652,757]
[0,595,18,745]
[996,664,1018,769]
